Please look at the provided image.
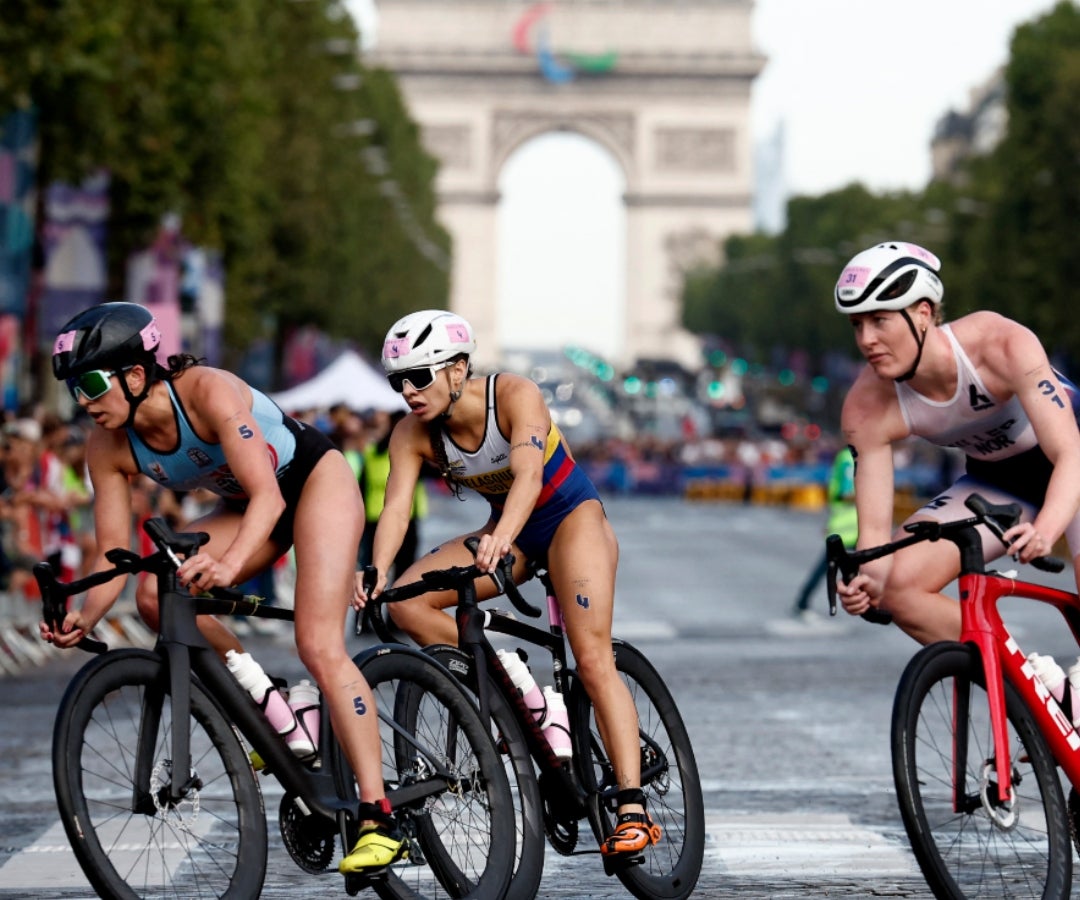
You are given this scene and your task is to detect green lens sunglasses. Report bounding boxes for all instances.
[66,369,117,402]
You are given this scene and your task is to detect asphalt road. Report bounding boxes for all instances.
[2,493,1077,898]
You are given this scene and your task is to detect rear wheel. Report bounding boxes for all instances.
[346,645,516,900]
[571,640,704,900]
[52,650,267,900]
[891,641,1071,899]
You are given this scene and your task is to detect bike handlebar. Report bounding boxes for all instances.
[825,492,1067,620]
[360,536,542,642]
[35,516,275,655]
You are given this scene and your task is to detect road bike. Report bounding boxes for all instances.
[363,539,705,900]
[826,493,1079,899]
[39,517,515,900]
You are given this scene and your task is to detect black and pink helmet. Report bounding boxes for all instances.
[52,302,161,380]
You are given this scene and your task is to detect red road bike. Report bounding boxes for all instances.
[827,493,1078,899]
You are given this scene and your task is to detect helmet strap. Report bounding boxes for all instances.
[118,367,153,429]
[442,369,462,418]
[893,308,927,383]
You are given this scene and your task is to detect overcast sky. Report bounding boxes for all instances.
[752,0,1060,197]
[349,1,1065,360]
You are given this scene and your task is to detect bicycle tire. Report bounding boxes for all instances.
[424,643,546,900]
[891,641,1071,900]
[570,639,704,900]
[348,645,515,900]
[52,649,267,900]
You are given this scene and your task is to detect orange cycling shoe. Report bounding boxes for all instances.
[600,811,662,856]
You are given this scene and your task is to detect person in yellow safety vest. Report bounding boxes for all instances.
[792,445,858,615]
[357,410,428,578]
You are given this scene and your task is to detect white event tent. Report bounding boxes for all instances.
[269,350,407,414]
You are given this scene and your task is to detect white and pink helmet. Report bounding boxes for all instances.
[834,242,943,315]
[381,309,476,373]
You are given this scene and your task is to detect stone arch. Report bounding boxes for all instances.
[489,112,637,193]
[370,0,764,368]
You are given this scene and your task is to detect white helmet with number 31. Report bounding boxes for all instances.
[834,242,943,315]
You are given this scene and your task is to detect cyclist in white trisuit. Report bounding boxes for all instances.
[356,309,662,858]
[833,242,1080,644]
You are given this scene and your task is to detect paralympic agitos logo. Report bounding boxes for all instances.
[512,2,618,84]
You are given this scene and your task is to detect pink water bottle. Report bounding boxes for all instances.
[287,679,321,759]
[226,650,312,757]
[540,686,572,760]
[497,649,547,724]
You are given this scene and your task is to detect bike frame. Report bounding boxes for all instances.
[957,567,1080,803]
[456,568,588,809]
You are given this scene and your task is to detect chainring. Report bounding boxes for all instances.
[539,769,579,855]
[280,793,336,874]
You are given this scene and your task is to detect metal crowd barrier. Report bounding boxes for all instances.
[0,579,155,678]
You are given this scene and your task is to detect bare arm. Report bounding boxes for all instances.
[360,415,427,603]
[42,428,134,647]
[837,368,910,615]
[474,375,548,572]
[176,370,285,590]
[984,318,1080,560]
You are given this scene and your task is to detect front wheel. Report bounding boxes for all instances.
[423,644,546,900]
[52,650,267,900]
[891,641,1071,899]
[571,639,705,900]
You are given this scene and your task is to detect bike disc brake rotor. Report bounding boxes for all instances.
[979,760,1019,830]
[150,759,200,822]
[280,793,336,874]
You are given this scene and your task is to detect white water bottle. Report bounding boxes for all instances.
[497,649,547,725]
[226,650,310,757]
[1029,652,1069,706]
[1067,658,1080,728]
[540,686,572,760]
[287,679,320,759]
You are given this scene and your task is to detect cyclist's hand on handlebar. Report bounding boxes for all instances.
[473,532,513,574]
[39,607,97,650]
[1002,521,1053,564]
[176,553,239,595]
[835,560,887,618]
[353,567,386,611]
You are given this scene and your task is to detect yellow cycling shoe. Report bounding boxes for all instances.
[339,826,408,874]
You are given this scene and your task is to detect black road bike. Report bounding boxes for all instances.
[363,539,704,900]
[40,518,515,900]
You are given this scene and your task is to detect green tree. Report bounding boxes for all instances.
[0,0,449,373]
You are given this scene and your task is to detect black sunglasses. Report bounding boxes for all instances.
[387,360,453,393]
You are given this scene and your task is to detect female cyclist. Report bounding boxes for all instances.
[833,242,1080,644]
[355,309,662,859]
[40,302,403,873]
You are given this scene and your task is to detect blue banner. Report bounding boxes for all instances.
[0,109,38,317]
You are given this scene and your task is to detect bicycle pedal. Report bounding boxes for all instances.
[602,853,644,876]
[343,869,389,894]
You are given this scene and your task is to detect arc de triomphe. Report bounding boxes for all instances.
[370,0,765,369]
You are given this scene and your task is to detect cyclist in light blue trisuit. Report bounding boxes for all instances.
[41,302,404,874]
[833,242,1080,644]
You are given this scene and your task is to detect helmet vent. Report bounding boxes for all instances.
[413,323,433,347]
[879,270,917,301]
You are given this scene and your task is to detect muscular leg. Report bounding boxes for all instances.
[387,527,522,646]
[289,452,386,804]
[878,529,962,644]
[546,502,645,817]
